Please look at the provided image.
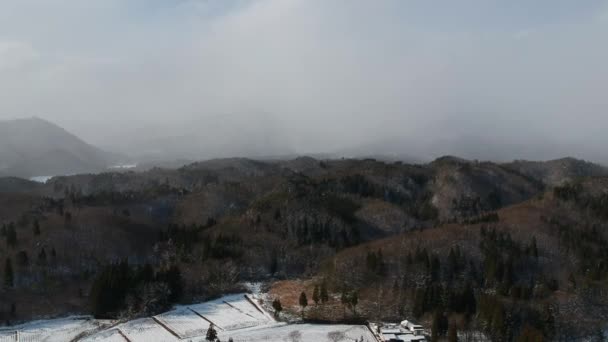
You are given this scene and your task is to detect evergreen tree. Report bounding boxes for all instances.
[431,311,449,341]
[350,291,359,315]
[531,236,538,258]
[206,323,218,341]
[269,250,278,275]
[6,224,17,247]
[376,249,386,276]
[33,219,41,236]
[541,304,555,340]
[89,261,132,318]
[156,264,184,302]
[299,292,308,319]
[320,282,329,303]
[412,288,426,318]
[431,313,440,342]
[272,298,283,318]
[447,248,458,280]
[4,258,14,288]
[341,291,349,317]
[461,282,477,317]
[16,251,29,267]
[37,248,47,266]
[313,285,320,305]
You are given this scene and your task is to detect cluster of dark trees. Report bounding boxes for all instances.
[158,219,217,257]
[326,220,570,341]
[287,214,361,248]
[319,174,439,221]
[546,216,608,282]
[324,174,410,206]
[89,261,183,318]
[479,227,541,295]
[1,223,18,247]
[366,250,386,277]
[477,295,555,342]
[460,212,500,225]
[554,183,608,219]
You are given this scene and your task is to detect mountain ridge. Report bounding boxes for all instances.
[0,117,121,178]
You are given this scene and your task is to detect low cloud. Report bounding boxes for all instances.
[0,0,606,162]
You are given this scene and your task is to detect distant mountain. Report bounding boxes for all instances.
[0,117,121,178]
[503,157,608,186]
[0,177,43,193]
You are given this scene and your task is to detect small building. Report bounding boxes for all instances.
[400,320,424,335]
[378,323,426,342]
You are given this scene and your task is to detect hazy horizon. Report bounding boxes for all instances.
[1,0,607,163]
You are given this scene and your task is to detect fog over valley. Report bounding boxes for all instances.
[0,0,607,163]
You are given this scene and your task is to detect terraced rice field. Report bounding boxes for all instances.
[0,294,378,342]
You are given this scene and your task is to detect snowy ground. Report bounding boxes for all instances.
[28,176,54,183]
[0,292,378,342]
[222,324,377,342]
[0,316,108,342]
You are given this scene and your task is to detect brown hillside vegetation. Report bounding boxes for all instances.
[303,184,608,339]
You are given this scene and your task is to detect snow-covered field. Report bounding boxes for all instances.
[222,324,377,342]
[153,307,209,339]
[0,293,378,342]
[0,316,106,342]
[118,318,178,342]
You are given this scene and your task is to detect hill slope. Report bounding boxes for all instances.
[1,156,607,339]
[0,118,118,178]
[504,157,608,186]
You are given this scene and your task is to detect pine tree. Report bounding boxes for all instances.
[270,250,278,275]
[431,313,440,342]
[341,291,349,317]
[313,285,320,305]
[531,236,538,258]
[461,282,477,317]
[350,291,359,315]
[320,282,329,303]
[272,298,283,318]
[16,251,29,267]
[6,224,17,247]
[299,292,308,319]
[206,323,218,341]
[33,219,41,236]
[377,249,386,276]
[4,258,14,288]
[37,248,47,266]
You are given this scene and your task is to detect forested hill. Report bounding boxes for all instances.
[0,156,607,340]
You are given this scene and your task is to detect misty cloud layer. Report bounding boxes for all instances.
[0,0,607,162]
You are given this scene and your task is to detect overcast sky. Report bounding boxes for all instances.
[0,0,607,161]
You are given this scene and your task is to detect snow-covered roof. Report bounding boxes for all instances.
[382,333,398,340]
